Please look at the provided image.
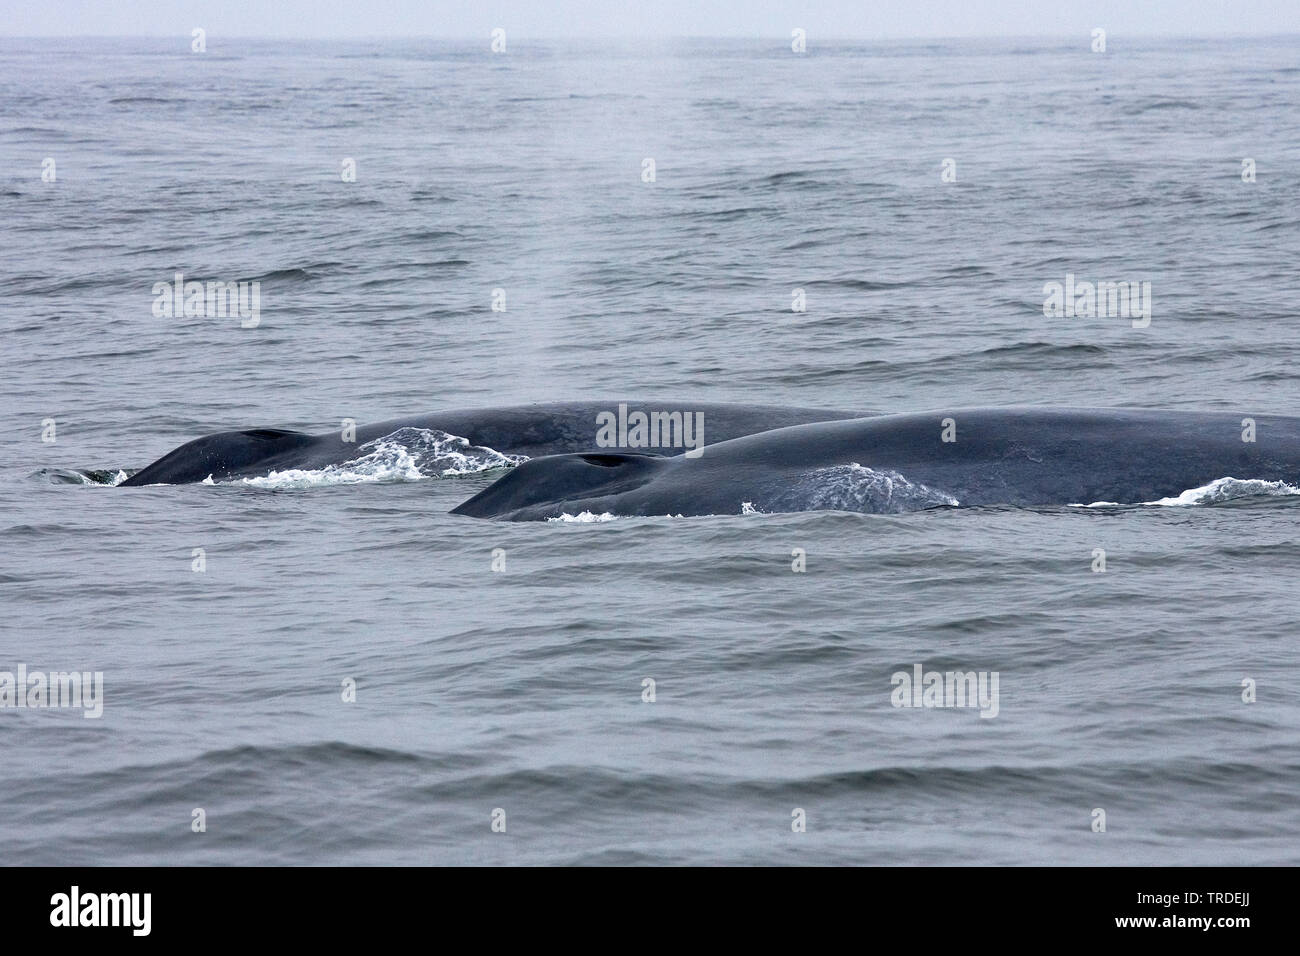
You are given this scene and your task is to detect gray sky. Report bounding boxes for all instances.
[0,0,1291,38]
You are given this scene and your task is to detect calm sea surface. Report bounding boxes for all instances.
[2,35,1299,864]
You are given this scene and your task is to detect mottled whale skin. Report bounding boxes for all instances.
[120,401,871,486]
[450,407,1300,520]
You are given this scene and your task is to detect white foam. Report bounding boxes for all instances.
[54,469,130,486]
[547,511,617,523]
[1071,477,1300,508]
[220,428,526,488]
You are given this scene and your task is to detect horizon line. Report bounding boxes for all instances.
[3,31,1298,41]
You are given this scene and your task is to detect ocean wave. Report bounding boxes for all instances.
[1072,477,1300,508]
[108,95,186,106]
[242,266,321,284]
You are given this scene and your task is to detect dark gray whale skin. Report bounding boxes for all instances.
[450,407,1300,520]
[120,401,872,486]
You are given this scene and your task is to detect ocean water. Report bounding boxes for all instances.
[2,35,1299,865]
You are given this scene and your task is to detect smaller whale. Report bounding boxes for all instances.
[120,401,872,486]
[450,407,1300,520]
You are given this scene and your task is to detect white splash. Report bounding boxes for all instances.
[228,428,526,488]
[547,511,617,523]
[1072,477,1300,508]
[66,469,130,486]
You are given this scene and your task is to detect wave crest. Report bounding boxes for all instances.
[1073,477,1300,508]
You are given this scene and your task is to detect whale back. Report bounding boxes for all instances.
[120,428,317,486]
[120,402,874,485]
[448,408,1300,519]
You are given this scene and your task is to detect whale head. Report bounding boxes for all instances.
[450,452,667,520]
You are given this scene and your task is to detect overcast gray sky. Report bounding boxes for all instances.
[0,0,1292,38]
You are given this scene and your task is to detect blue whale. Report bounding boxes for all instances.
[120,401,871,486]
[449,407,1300,519]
